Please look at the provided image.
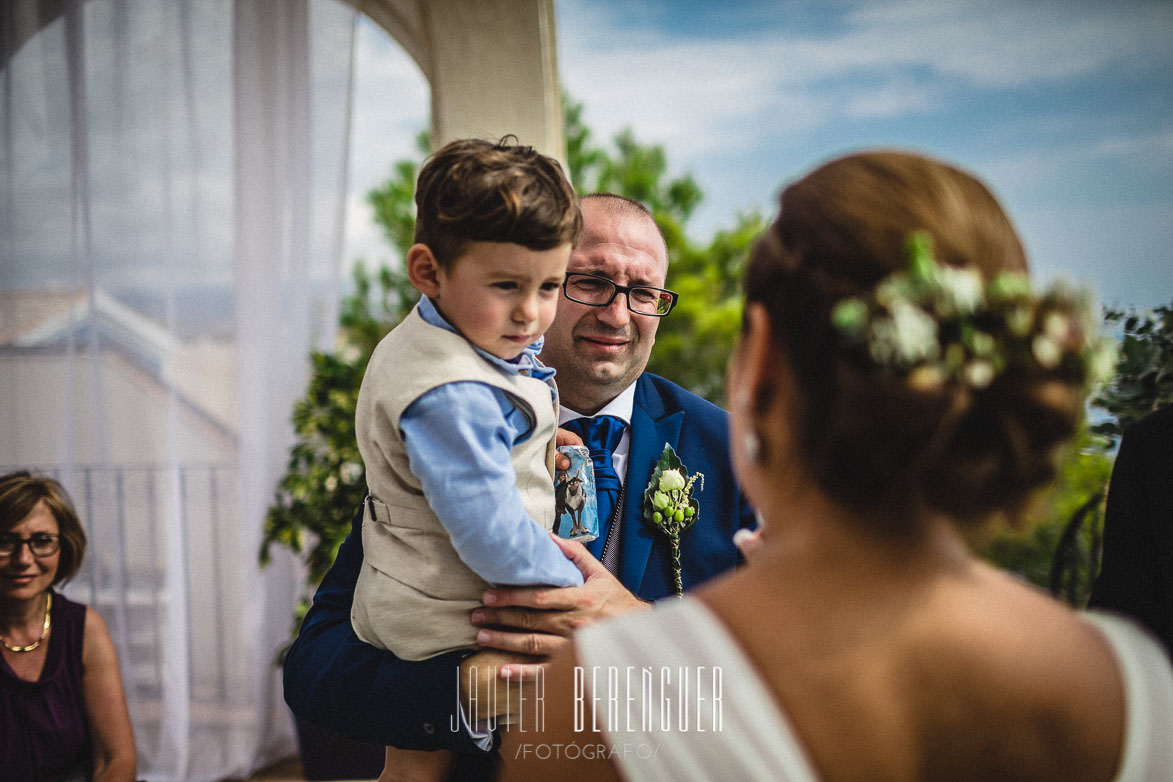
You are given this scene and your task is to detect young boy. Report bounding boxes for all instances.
[350,138,583,776]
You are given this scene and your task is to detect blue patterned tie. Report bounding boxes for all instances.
[563,415,627,565]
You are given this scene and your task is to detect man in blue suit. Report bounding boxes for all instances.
[1088,403,1173,655]
[282,194,756,772]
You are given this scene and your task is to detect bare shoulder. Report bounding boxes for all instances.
[912,565,1124,780]
[706,562,1124,781]
[83,605,111,638]
[82,606,118,662]
[954,564,1120,678]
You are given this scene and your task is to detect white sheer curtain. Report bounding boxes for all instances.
[0,0,357,778]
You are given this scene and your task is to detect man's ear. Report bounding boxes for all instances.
[406,243,443,298]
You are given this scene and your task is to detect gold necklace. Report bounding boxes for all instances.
[1,592,52,653]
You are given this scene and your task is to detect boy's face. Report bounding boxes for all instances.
[432,241,571,360]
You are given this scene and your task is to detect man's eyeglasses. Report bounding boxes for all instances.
[0,533,61,558]
[562,273,679,317]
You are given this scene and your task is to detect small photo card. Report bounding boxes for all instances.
[554,445,598,543]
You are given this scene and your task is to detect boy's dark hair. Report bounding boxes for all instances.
[413,136,582,266]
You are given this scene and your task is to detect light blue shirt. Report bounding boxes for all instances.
[397,297,583,588]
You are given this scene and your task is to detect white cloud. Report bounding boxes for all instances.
[343,17,430,269]
[1019,203,1173,309]
[1089,128,1173,161]
[557,0,1173,156]
[348,19,430,169]
[843,0,1173,87]
[340,2,1172,306]
[842,79,940,119]
[341,191,392,270]
[980,126,1173,195]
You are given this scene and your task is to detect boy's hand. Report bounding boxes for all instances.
[555,427,584,448]
[554,427,584,471]
[457,649,543,720]
[470,536,649,678]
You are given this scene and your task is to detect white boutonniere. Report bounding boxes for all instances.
[642,444,704,597]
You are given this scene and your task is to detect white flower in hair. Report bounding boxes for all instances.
[964,360,996,389]
[934,264,984,315]
[881,299,940,365]
[830,231,1113,393]
[1032,335,1063,369]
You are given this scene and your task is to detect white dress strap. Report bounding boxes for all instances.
[575,597,820,782]
[1082,611,1173,781]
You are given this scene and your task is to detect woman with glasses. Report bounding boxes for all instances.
[1,470,136,782]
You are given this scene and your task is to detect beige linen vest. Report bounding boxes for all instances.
[351,306,558,660]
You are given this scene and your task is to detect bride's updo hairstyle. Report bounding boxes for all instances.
[745,151,1086,524]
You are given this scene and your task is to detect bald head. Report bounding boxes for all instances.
[579,194,668,265]
[539,194,671,414]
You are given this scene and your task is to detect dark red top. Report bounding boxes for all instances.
[1,590,91,781]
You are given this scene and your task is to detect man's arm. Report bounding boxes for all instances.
[282,506,482,751]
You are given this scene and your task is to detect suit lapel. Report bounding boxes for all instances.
[618,377,684,594]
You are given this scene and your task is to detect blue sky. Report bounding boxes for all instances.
[347,0,1173,310]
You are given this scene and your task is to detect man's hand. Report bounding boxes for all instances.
[732,526,764,560]
[470,535,650,678]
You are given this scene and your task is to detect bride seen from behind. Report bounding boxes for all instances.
[500,150,1173,782]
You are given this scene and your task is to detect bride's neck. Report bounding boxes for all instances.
[752,472,971,580]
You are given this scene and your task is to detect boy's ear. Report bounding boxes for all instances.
[406,244,443,297]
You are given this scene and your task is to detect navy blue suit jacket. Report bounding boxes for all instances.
[282,372,756,753]
[1088,404,1173,656]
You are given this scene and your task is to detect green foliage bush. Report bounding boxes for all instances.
[1093,303,1173,442]
[976,302,1173,605]
[976,429,1112,606]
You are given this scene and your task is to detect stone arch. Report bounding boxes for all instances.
[362,0,565,159]
[1,0,566,158]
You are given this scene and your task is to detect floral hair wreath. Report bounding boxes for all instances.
[830,232,1116,392]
